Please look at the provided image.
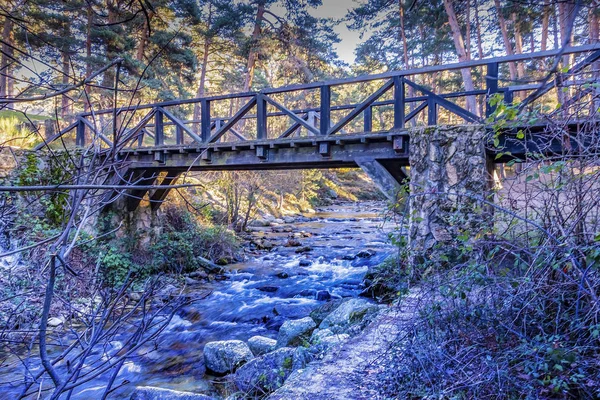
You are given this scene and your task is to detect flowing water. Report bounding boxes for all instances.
[0,201,395,399]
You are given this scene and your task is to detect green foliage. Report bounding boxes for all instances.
[97,205,239,286]
[14,152,73,228]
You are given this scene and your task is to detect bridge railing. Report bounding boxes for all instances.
[34,44,600,152]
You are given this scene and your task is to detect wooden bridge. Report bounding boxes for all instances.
[35,44,600,210]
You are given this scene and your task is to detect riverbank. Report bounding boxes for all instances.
[0,201,396,399]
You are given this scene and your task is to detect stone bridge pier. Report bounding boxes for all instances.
[407,125,492,267]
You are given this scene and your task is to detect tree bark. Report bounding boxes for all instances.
[243,1,265,92]
[541,2,550,51]
[399,0,416,125]
[465,0,471,60]
[193,5,213,133]
[443,0,478,115]
[61,52,71,118]
[84,4,93,111]
[494,0,517,81]
[511,13,526,80]
[589,1,599,111]
[474,0,484,59]
[136,11,154,62]
[0,16,14,108]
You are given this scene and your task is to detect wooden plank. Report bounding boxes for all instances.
[486,62,499,117]
[404,101,427,123]
[394,76,405,129]
[154,110,164,146]
[158,107,204,144]
[257,94,268,139]
[405,79,481,123]
[327,79,393,135]
[33,121,78,150]
[80,117,114,146]
[364,106,372,132]
[208,97,257,143]
[126,170,159,211]
[320,85,331,136]
[518,49,600,109]
[150,173,180,210]
[264,95,320,135]
[201,99,211,142]
[119,108,156,146]
[229,128,248,141]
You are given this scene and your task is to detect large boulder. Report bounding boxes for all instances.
[310,328,333,343]
[247,336,277,356]
[276,317,316,348]
[234,347,295,394]
[319,298,377,330]
[130,386,215,400]
[203,340,253,375]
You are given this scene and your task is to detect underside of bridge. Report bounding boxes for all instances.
[110,131,410,210]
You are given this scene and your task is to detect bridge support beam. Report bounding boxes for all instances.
[356,158,404,201]
[408,125,492,268]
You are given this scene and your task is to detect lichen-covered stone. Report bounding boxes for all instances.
[408,125,492,268]
[319,298,377,330]
[203,340,253,375]
[233,347,295,394]
[247,335,277,356]
[276,317,316,348]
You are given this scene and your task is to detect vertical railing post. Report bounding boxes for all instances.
[256,94,267,140]
[427,97,437,125]
[154,108,164,146]
[393,76,405,129]
[364,106,372,132]
[201,99,211,142]
[504,89,513,105]
[486,62,499,117]
[320,85,330,135]
[75,117,85,147]
[176,124,183,145]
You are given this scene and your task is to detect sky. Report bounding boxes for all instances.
[312,0,366,65]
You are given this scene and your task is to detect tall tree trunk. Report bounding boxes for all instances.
[589,1,599,111]
[558,1,576,65]
[136,12,154,62]
[193,5,213,133]
[243,1,265,92]
[61,52,71,118]
[494,0,517,81]
[399,0,416,125]
[465,0,471,60]
[558,1,576,106]
[0,16,14,108]
[84,4,93,111]
[511,12,526,99]
[541,2,550,51]
[474,0,484,59]
[552,3,559,49]
[443,0,478,116]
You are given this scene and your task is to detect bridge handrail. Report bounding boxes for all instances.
[79,43,600,117]
[34,44,600,151]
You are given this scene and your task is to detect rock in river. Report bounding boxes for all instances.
[248,336,277,356]
[204,340,253,375]
[276,317,316,348]
[319,298,377,330]
[234,347,295,394]
[130,386,214,400]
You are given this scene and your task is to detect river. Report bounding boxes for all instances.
[0,201,394,399]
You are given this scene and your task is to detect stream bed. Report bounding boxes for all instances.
[0,201,395,399]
